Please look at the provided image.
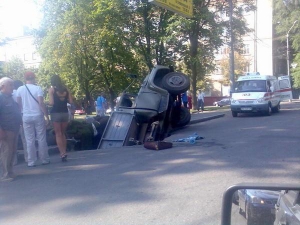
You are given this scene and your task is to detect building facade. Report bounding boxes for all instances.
[210,0,274,96]
[0,35,41,69]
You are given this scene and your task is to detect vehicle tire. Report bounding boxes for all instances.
[174,107,191,127]
[232,111,238,117]
[265,104,272,116]
[162,72,190,95]
[272,103,280,113]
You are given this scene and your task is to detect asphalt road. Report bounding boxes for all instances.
[1,102,300,225]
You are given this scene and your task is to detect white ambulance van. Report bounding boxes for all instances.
[230,73,292,117]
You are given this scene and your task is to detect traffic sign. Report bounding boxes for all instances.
[149,0,193,18]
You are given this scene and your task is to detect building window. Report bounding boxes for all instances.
[222,47,229,55]
[242,44,250,55]
[244,64,250,73]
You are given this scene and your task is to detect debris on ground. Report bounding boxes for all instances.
[172,133,204,144]
[144,141,173,150]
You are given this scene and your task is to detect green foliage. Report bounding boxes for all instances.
[2,57,26,81]
[274,0,300,87]
[219,53,251,85]
[36,0,255,106]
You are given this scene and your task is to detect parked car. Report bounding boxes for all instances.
[213,98,231,107]
[238,189,280,224]
[74,108,86,115]
[274,190,300,225]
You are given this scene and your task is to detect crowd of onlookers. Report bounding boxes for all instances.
[0,72,73,182]
[181,90,205,113]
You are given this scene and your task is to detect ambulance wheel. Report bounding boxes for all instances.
[265,104,272,116]
[272,103,280,113]
[232,111,238,117]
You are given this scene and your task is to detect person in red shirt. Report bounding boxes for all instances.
[187,91,192,111]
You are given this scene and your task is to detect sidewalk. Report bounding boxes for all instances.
[189,110,226,125]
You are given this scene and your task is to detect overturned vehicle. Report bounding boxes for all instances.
[98,65,191,149]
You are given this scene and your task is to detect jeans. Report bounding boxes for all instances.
[197,99,204,111]
[23,115,49,166]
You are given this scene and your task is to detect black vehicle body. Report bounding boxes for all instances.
[221,183,300,225]
[274,190,300,225]
[119,65,190,141]
[99,65,190,148]
[238,189,279,224]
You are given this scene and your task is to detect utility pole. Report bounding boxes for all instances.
[229,0,235,94]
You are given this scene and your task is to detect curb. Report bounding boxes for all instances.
[189,114,225,125]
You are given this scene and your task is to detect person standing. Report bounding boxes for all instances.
[48,75,73,162]
[0,77,22,181]
[187,91,192,111]
[197,89,205,112]
[95,93,106,117]
[12,80,28,164]
[181,91,188,108]
[17,71,50,167]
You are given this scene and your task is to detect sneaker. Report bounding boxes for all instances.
[1,176,14,182]
[27,164,36,167]
[61,155,68,162]
[42,161,50,165]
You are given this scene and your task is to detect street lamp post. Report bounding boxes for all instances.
[287,20,298,76]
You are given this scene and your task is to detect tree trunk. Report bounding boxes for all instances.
[189,31,199,110]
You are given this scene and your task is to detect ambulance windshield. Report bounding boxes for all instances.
[234,80,267,92]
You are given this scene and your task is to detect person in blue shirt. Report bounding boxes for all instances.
[95,93,106,117]
[181,91,188,108]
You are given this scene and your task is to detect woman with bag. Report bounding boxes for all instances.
[48,75,73,162]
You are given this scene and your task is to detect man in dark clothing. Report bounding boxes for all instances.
[0,77,22,182]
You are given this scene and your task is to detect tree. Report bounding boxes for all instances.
[2,57,26,81]
[166,0,255,109]
[219,52,251,85]
[37,0,141,107]
[36,0,255,110]
[274,0,300,87]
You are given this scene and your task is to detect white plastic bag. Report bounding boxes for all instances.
[91,123,98,136]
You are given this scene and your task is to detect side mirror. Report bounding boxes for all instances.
[221,183,300,225]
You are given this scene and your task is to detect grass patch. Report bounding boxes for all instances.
[191,105,230,113]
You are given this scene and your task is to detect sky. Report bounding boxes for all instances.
[0,0,43,38]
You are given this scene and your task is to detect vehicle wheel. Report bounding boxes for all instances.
[272,103,280,113]
[232,111,238,117]
[174,107,191,127]
[265,104,272,116]
[162,72,190,95]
